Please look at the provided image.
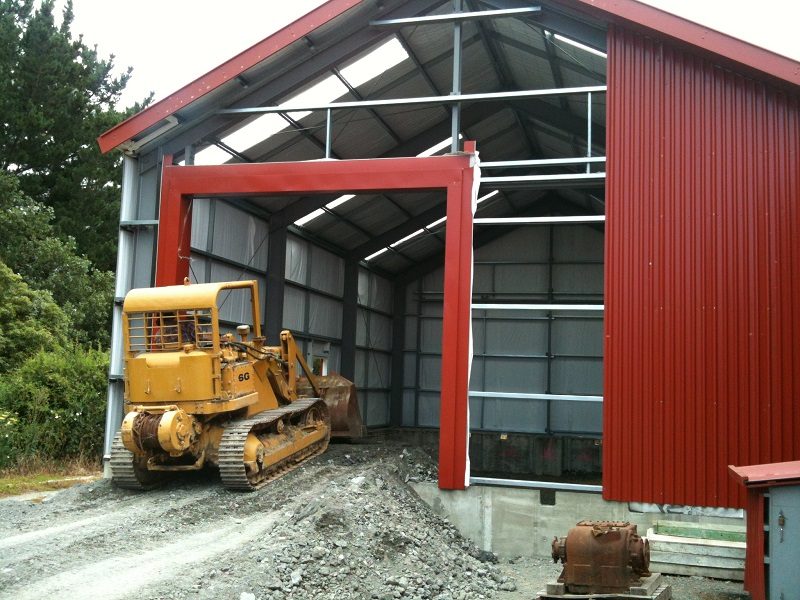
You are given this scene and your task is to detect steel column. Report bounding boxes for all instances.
[438,140,477,490]
[389,283,406,427]
[450,0,463,153]
[324,109,333,159]
[340,259,359,380]
[155,155,193,286]
[265,217,288,345]
[102,155,138,474]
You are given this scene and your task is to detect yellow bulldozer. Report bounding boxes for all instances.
[110,279,365,491]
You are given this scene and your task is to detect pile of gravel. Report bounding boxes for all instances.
[186,445,516,600]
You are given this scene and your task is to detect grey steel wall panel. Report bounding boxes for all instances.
[420,318,443,352]
[365,392,389,427]
[189,255,207,283]
[355,349,367,388]
[421,271,443,292]
[474,227,548,261]
[371,274,393,313]
[369,313,392,351]
[468,397,482,429]
[132,230,156,288]
[403,354,416,387]
[402,223,604,433]
[483,357,548,393]
[310,244,344,295]
[404,316,418,349]
[485,319,548,355]
[417,393,440,428]
[402,390,415,426]
[308,293,343,339]
[469,359,484,390]
[552,318,604,355]
[482,398,548,433]
[472,318,485,354]
[285,235,308,284]
[419,355,441,389]
[211,202,268,270]
[550,401,602,434]
[367,353,391,389]
[551,358,603,395]
[473,264,494,293]
[190,198,211,249]
[358,269,371,305]
[421,302,442,316]
[554,226,603,260]
[136,167,159,220]
[552,264,603,296]
[282,286,306,331]
[356,308,369,346]
[327,345,341,374]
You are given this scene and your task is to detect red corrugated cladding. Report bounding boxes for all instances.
[604,25,800,509]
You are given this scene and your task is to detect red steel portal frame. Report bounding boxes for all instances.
[155,145,478,490]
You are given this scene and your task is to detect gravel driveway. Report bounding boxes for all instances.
[0,442,748,600]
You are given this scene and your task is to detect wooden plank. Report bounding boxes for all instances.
[649,550,744,570]
[648,540,746,559]
[654,520,745,543]
[649,561,744,582]
[629,573,663,595]
[536,583,672,599]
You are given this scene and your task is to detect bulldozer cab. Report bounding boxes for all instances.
[121,281,264,410]
[123,280,262,356]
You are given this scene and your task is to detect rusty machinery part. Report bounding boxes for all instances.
[298,374,366,438]
[552,520,651,594]
[121,408,199,456]
[218,398,330,491]
[109,432,167,490]
[551,536,567,563]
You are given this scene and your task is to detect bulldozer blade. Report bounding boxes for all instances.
[314,374,367,439]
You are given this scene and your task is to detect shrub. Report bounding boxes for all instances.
[0,345,108,468]
[0,261,72,373]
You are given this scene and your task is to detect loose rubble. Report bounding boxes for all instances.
[182,445,513,600]
[0,442,513,600]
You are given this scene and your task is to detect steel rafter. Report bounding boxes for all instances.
[464,0,544,159]
[487,29,605,82]
[475,0,606,51]
[159,0,447,157]
[217,85,606,116]
[331,66,403,145]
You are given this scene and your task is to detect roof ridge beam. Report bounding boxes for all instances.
[370,6,540,27]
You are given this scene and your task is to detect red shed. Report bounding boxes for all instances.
[98,0,800,522]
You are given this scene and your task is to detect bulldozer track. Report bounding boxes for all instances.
[109,432,149,490]
[219,398,330,491]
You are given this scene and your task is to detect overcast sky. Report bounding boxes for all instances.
[62,0,800,109]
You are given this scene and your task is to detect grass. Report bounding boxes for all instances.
[0,456,102,498]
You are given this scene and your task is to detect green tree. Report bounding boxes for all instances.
[0,0,146,270]
[0,261,71,374]
[0,172,114,346]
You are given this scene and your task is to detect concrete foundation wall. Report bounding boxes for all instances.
[412,483,744,561]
